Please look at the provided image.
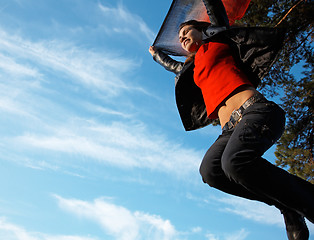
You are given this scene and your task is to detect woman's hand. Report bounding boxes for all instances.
[149,46,156,56]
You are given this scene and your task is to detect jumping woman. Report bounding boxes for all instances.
[149,0,314,239]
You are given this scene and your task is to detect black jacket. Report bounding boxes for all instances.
[152,0,285,131]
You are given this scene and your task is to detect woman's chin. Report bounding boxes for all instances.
[186,45,199,53]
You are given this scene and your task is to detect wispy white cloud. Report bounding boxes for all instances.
[11,119,202,178]
[191,226,202,233]
[0,53,41,78]
[205,233,220,240]
[0,217,97,240]
[225,229,249,240]
[205,229,249,240]
[220,197,314,233]
[98,2,155,42]
[217,196,283,226]
[54,195,178,240]
[0,95,32,118]
[80,102,133,119]
[0,29,139,96]
[186,193,283,227]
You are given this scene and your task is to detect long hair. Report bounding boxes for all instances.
[179,20,211,63]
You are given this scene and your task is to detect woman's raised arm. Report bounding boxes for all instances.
[149,46,184,75]
[201,0,229,27]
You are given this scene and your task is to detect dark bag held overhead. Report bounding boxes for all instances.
[152,0,251,56]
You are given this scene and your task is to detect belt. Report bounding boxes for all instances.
[222,92,266,132]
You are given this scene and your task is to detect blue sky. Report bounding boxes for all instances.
[0,0,312,240]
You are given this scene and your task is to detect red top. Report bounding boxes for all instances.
[194,42,253,119]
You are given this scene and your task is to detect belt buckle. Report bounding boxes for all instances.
[230,109,242,128]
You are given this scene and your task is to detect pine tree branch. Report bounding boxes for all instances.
[275,0,305,27]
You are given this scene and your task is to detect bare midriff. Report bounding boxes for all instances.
[218,85,258,128]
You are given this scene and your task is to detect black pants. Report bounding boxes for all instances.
[199,99,314,222]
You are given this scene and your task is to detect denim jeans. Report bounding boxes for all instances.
[199,99,314,222]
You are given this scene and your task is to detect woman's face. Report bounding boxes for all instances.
[179,25,203,53]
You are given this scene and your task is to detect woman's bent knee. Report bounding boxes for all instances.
[199,161,224,188]
[199,132,231,187]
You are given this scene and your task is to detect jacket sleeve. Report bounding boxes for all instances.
[201,0,230,27]
[152,49,184,74]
